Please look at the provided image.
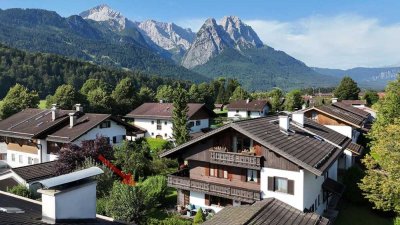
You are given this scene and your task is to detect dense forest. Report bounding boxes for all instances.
[0,44,189,99]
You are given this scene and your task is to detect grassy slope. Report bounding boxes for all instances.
[335,201,394,225]
[146,137,168,152]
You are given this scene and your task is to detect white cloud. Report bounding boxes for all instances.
[246,15,400,69]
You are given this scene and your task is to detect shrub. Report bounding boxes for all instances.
[394,217,400,225]
[8,185,32,199]
[147,216,192,225]
[96,198,109,216]
[193,208,205,224]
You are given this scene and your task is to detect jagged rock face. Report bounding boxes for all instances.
[80,4,127,30]
[181,18,234,69]
[138,20,195,52]
[181,16,264,69]
[220,16,263,50]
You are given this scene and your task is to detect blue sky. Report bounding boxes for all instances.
[1,0,400,69]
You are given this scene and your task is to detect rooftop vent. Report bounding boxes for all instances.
[75,104,83,112]
[51,104,58,121]
[0,207,25,214]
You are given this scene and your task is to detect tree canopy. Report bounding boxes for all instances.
[46,84,82,109]
[0,84,39,119]
[172,85,190,145]
[284,89,303,111]
[363,90,379,107]
[333,76,360,100]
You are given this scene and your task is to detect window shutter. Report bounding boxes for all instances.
[241,169,247,182]
[257,170,260,184]
[218,166,224,178]
[268,177,274,191]
[205,165,210,176]
[288,180,295,195]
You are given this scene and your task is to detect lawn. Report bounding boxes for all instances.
[335,201,394,225]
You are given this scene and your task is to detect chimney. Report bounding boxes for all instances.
[37,167,103,224]
[51,104,58,121]
[69,113,76,128]
[75,104,83,112]
[246,99,250,104]
[331,98,338,103]
[279,115,289,132]
[292,112,305,127]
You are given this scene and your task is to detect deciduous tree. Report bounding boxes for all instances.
[363,90,379,106]
[284,89,304,111]
[0,84,39,119]
[46,84,82,109]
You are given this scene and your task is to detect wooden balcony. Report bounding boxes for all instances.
[167,170,261,203]
[210,149,262,170]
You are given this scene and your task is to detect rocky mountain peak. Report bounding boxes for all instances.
[181,16,264,68]
[79,4,126,30]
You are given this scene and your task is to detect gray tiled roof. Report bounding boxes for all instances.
[203,198,330,225]
[161,116,350,176]
[332,102,370,118]
[12,161,57,183]
[0,192,125,225]
[227,100,268,111]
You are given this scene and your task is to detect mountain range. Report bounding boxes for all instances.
[0,4,394,90]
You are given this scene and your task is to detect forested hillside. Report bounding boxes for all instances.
[0,8,207,82]
[193,47,339,91]
[0,44,187,99]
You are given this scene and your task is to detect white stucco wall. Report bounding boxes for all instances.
[260,167,304,211]
[0,171,25,185]
[328,160,338,181]
[189,191,224,213]
[74,120,126,145]
[7,149,39,168]
[303,170,326,215]
[133,118,209,139]
[325,125,353,139]
[41,182,97,221]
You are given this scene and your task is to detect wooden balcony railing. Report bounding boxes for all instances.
[167,171,261,203]
[210,149,262,169]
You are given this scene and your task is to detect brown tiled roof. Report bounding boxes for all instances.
[125,103,215,119]
[333,102,370,118]
[227,100,268,111]
[341,100,367,106]
[0,192,125,225]
[0,177,18,191]
[12,161,58,183]
[313,105,366,127]
[0,108,74,139]
[161,116,351,176]
[346,142,364,155]
[203,198,330,225]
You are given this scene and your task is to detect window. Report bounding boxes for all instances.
[236,136,252,152]
[151,121,154,124]
[28,157,32,165]
[196,120,201,126]
[188,121,194,128]
[164,133,168,137]
[164,121,167,125]
[113,136,117,144]
[11,154,15,162]
[100,121,111,128]
[318,194,321,206]
[157,120,162,130]
[34,158,39,164]
[247,111,251,117]
[208,195,233,207]
[275,177,288,193]
[151,132,154,136]
[209,164,228,179]
[236,110,239,113]
[311,112,317,121]
[247,169,258,182]
[19,155,23,163]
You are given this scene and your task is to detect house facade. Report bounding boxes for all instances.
[227,99,270,119]
[0,105,144,168]
[161,113,349,216]
[125,103,215,140]
[302,101,369,169]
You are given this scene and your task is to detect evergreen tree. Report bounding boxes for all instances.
[284,89,304,111]
[46,84,81,109]
[172,85,190,145]
[333,76,360,100]
[0,84,39,119]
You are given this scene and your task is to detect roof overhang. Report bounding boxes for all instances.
[303,107,363,128]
